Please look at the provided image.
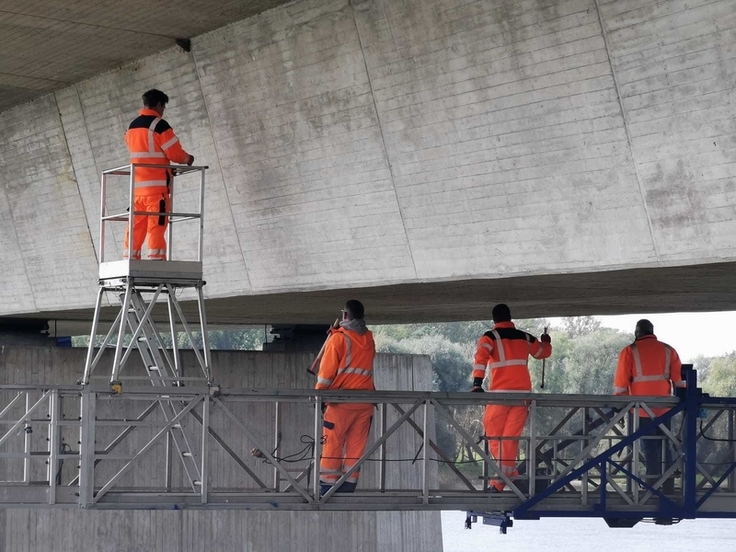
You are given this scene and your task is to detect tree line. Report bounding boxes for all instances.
[373,317,736,466]
[76,317,736,395]
[372,316,734,396]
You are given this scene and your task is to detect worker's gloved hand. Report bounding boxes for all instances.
[471,386,484,393]
[471,377,484,392]
[187,155,195,166]
[540,333,551,343]
[321,402,327,414]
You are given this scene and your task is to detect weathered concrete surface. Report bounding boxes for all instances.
[0,0,295,112]
[0,346,442,552]
[1,0,735,324]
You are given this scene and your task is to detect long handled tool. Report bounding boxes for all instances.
[306,318,340,375]
[540,326,548,389]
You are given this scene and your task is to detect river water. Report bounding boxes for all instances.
[441,511,736,552]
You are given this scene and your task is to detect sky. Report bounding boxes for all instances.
[549,311,736,363]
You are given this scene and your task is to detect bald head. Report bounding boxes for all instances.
[634,319,654,339]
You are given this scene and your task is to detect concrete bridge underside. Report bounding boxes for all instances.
[1,0,736,326]
[28,262,736,330]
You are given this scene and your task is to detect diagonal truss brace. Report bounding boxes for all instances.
[93,395,203,502]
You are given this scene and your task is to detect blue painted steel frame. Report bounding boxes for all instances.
[514,402,684,520]
[470,365,736,526]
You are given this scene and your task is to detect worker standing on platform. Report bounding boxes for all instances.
[315,300,375,495]
[614,319,685,492]
[123,89,194,260]
[471,304,552,492]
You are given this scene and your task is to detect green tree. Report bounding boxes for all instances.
[375,333,471,392]
[73,328,267,350]
[700,352,736,396]
[562,316,602,338]
[562,329,632,395]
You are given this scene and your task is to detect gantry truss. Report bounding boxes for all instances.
[0,367,733,525]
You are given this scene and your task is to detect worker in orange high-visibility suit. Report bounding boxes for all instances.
[316,299,375,495]
[614,319,684,493]
[471,304,552,492]
[123,89,194,260]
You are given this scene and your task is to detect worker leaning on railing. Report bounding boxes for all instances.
[613,319,686,492]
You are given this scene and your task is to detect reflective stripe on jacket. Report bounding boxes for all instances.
[315,328,375,391]
[472,321,552,391]
[613,335,685,409]
[125,108,192,195]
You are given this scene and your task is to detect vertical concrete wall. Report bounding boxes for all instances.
[597,0,736,261]
[1,0,735,316]
[0,346,443,552]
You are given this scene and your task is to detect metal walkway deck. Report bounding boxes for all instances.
[0,366,733,528]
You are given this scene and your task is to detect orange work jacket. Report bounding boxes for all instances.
[124,108,192,195]
[614,335,685,416]
[473,321,551,391]
[316,328,376,391]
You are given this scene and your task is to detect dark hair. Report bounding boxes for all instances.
[344,299,365,320]
[635,319,654,338]
[492,303,511,323]
[142,89,169,108]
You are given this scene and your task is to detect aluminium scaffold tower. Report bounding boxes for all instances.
[79,163,214,492]
[81,163,214,394]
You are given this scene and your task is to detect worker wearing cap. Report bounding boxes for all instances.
[316,299,375,495]
[472,304,552,492]
[614,319,685,492]
[123,89,194,260]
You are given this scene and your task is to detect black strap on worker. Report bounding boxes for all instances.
[158,196,166,226]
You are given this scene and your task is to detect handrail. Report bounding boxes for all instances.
[98,163,208,264]
[0,375,732,517]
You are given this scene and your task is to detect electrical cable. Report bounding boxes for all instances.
[254,434,532,466]
[699,420,736,443]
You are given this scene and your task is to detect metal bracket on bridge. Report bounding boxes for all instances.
[465,511,514,534]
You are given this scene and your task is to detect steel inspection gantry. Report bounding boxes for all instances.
[3,164,733,531]
[0,366,734,529]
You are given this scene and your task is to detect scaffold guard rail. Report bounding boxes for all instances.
[0,367,732,522]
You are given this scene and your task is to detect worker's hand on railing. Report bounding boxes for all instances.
[540,333,551,343]
[471,386,485,393]
[187,155,195,166]
[471,377,485,392]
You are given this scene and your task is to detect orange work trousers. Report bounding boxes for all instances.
[484,404,528,491]
[123,191,169,260]
[320,403,373,488]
